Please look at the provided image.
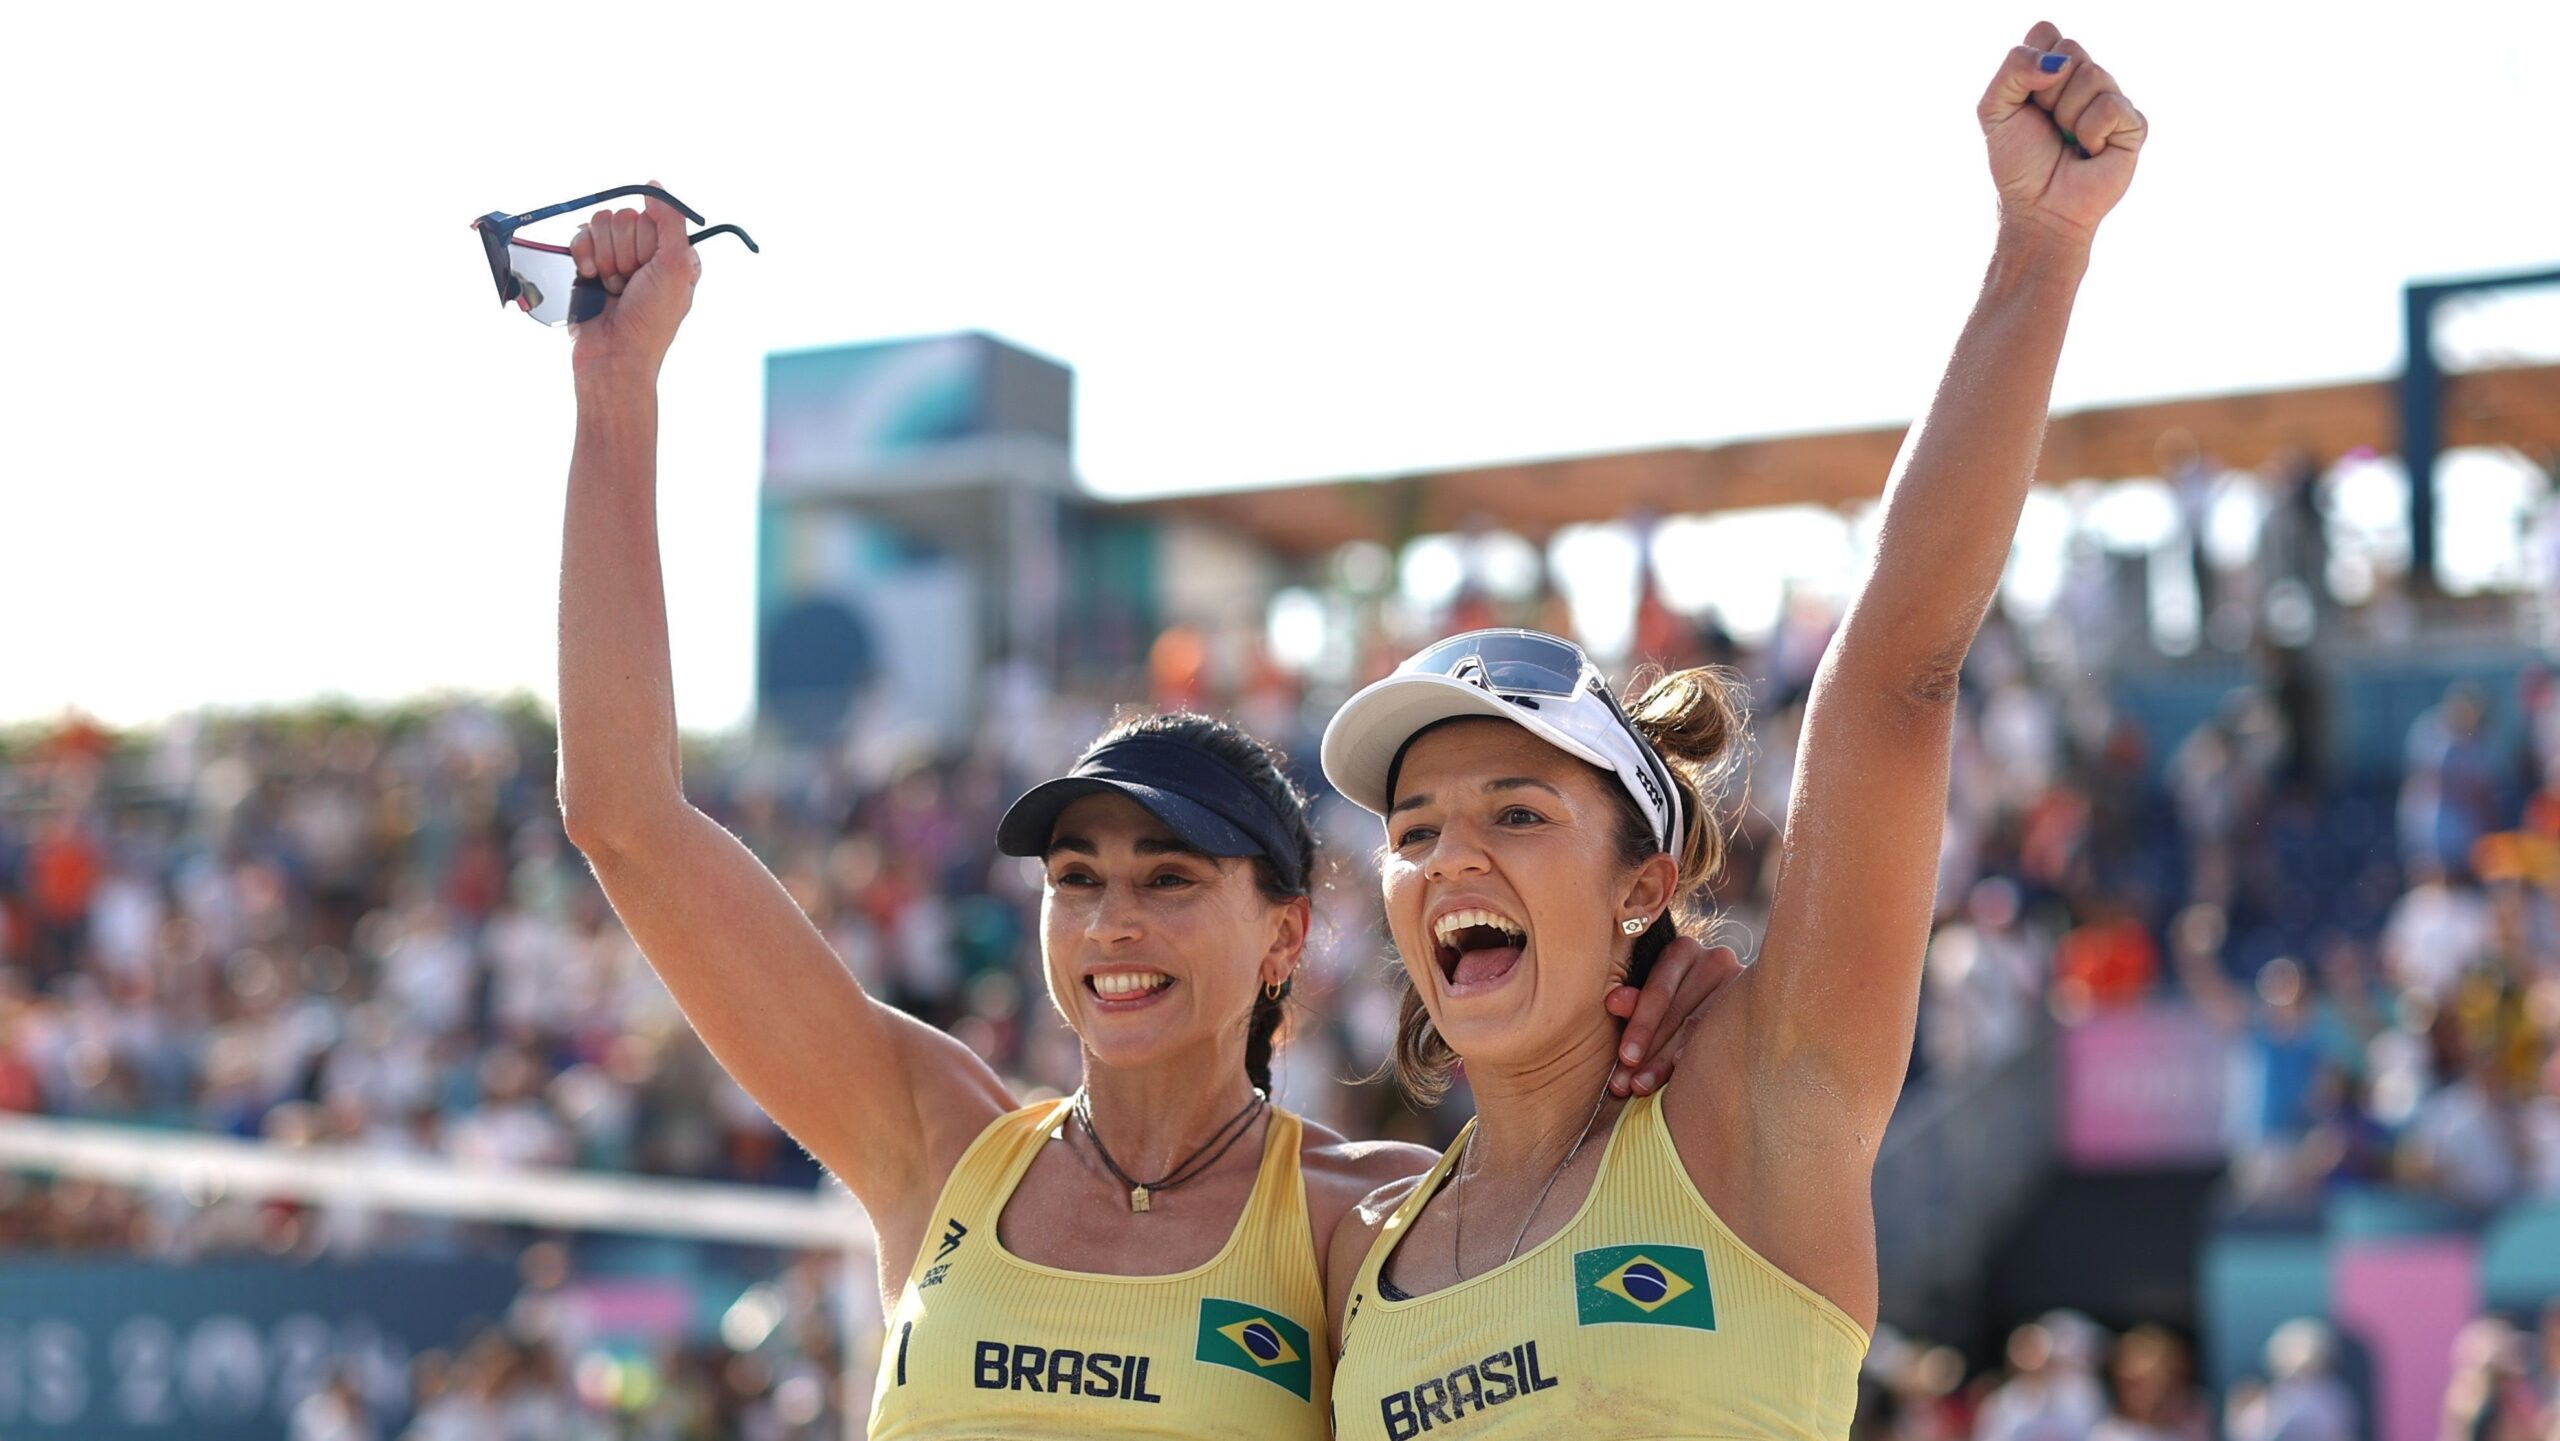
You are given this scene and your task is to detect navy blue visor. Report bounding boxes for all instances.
[996,734,1305,892]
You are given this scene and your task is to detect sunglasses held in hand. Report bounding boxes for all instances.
[470,184,758,327]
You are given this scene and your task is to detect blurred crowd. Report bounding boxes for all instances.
[1863,1303,2560,1441]
[370,1246,851,1441]
[10,443,2543,1175]
[2148,666,2560,1220]
[0,703,830,1234]
[1862,1311,2262,1441]
[6,441,2560,1435]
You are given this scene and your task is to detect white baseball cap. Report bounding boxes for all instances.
[1321,629,1684,857]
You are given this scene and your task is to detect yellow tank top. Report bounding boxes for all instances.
[868,1098,1332,1440]
[1332,1091,1868,1441]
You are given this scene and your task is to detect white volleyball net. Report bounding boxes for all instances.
[0,1113,878,1441]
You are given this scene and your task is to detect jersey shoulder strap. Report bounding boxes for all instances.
[891,1097,1070,1291]
[1347,1119,1468,1305]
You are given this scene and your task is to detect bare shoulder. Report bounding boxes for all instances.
[1297,1115,1439,1342]
[1297,1116,1438,1235]
[1325,1170,1425,1277]
[1347,1170,1428,1232]
[1317,1162,1436,1350]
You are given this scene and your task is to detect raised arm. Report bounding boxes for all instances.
[1730,26,2147,1136]
[552,194,1012,1264]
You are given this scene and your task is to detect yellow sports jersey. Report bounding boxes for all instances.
[1333,1091,1869,1441]
[868,1098,1332,1440]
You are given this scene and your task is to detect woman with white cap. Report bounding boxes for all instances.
[1316,24,2146,1438]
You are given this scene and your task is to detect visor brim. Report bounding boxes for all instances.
[995,775,1264,861]
[1319,671,1621,817]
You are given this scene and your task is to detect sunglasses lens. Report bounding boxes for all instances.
[1400,631,1587,697]
[502,239,581,326]
[476,224,512,299]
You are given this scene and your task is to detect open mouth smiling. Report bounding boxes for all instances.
[1431,906,1529,990]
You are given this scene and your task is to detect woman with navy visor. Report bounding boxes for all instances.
[547,190,1739,1439]
[1317,27,2145,1439]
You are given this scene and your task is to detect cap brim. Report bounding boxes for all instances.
[1319,671,1615,816]
[995,775,1263,859]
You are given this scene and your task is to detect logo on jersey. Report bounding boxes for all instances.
[1376,1341,1558,1439]
[919,1218,970,1291]
[1572,1244,1716,1331]
[1195,1297,1313,1400]
[973,1342,1163,1402]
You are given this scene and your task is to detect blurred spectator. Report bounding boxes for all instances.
[2053,896,2159,1018]
[396,1346,492,1441]
[2090,1325,2210,1441]
[1862,1326,1976,1441]
[1922,878,2046,1080]
[2288,1064,2396,1201]
[2441,1316,2540,1441]
[2173,907,2381,1208]
[2382,860,2492,1005]
[2400,684,2503,876]
[2160,430,2221,630]
[2401,1040,2527,1211]
[2255,450,2330,640]
[2225,1319,2357,1441]
[1985,679,2065,816]
[23,807,102,992]
[2167,694,2283,910]
[1978,1318,2106,1441]
[291,1369,380,1441]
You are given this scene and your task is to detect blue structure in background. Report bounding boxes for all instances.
[0,1257,517,1439]
[2398,264,2560,592]
[755,332,1091,748]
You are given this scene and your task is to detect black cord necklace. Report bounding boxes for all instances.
[1070,1086,1268,1213]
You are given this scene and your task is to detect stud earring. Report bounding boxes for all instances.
[1621,917,1648,936]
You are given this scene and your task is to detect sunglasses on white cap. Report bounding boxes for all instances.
[1320,629,1686,859]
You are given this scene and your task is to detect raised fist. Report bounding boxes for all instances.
[567,182,702,379]
[1980,22,2147,247]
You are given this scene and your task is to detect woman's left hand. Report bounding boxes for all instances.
[1982,21,2147,249]
[1605,937,1746,1095]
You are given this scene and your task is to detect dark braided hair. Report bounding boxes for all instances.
[1081,712,1316,1094]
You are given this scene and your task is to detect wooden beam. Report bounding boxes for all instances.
[1131,363,2560,558]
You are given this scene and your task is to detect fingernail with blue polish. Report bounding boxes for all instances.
[2039,52,2068,73]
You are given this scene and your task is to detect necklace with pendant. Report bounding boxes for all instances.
[1071,1086,1267,1212]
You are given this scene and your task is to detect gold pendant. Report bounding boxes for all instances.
[1130,1185,1151,1213]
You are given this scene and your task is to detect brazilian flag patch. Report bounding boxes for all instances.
[1195,1297,1314,1399]
[1573,1245,1716,1331]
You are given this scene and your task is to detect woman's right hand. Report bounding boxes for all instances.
[568,185,700,382]
[1606,937,1746,1096]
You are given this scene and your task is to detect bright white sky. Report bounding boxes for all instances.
[6,2,2556,733]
